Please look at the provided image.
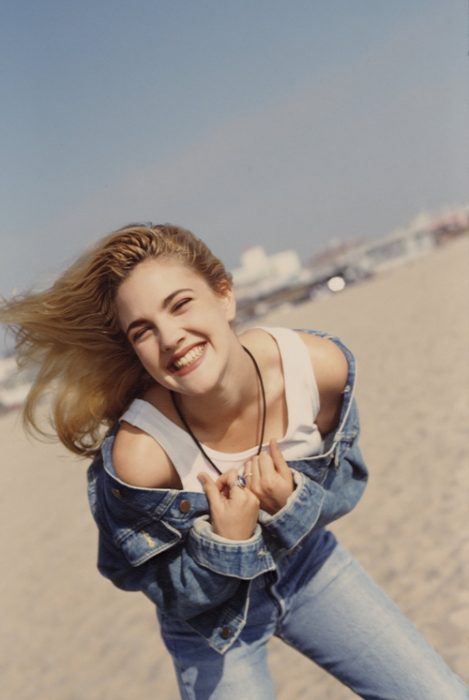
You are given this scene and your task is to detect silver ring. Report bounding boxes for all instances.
[234,474,247,488]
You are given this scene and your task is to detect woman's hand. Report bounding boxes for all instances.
[198,471,260,540]
[216,440,295,516]
[245,439,294,515]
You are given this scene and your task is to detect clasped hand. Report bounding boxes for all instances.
[198,439,294,540]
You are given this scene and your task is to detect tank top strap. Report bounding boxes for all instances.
[258,326,320,424]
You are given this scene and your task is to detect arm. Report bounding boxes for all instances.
[92,508,273,621]
[257,400,367,550]
[306,332,349,436]
[248,332,368,550]
[88,430,274,621]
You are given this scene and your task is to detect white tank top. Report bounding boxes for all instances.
[120,327,323,492]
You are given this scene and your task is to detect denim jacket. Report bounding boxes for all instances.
[87,330,368,653]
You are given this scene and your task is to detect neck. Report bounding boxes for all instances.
[177,341,260,430]
[171,342,266,472]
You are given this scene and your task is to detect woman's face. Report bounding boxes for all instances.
[115,257,236,396]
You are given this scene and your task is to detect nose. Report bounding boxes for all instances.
[157,318,185,352]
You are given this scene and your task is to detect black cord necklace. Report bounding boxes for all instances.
[170,346,266,476]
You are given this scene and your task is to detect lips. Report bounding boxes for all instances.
[169,343,207,373]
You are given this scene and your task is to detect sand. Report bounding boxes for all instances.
[1,236,468,699]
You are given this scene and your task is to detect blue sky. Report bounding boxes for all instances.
[1,0,467,298]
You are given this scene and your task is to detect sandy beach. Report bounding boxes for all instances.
[1,236,468,700]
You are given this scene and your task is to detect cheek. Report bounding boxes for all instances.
[133,343,161,374]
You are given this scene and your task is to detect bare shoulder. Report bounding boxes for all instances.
[238,326,284,367]
[112,422,182,489]
[238,326,272,353]
[297,332,349,434]
[297,332,348,392]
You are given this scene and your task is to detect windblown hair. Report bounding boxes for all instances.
[0,223,232,457]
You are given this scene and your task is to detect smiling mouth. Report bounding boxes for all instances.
[170,343,206,372]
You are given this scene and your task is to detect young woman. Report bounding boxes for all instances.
[1,224,467,700]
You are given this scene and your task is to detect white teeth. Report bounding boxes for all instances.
[173,345,205,369]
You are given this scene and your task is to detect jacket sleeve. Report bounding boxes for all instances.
[259,398,368,551]
[88,467,275,620]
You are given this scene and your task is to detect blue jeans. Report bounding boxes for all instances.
[158,540,468,699]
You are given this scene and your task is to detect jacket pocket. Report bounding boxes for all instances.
[115,519,181,566]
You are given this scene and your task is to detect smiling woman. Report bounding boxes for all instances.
[115,256,236,397]
[0,223,467,700]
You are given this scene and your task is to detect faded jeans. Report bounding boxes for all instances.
[158,540,468,699]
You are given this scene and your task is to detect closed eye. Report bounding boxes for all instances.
[131,326,151,343]
[173,297,192,312]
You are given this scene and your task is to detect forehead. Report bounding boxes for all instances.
[115,257,210,319]
[122,257,208,291]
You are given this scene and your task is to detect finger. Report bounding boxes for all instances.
[226,469,246,491]
[248,456,261,494]
[217,469,237,494]
[242,460,254,486]
[269,438,290,475]
[198,473,222,505]
[257,452,276,493]
[224,468,242,489]
[227,477,250,504]
[258,450,275,475]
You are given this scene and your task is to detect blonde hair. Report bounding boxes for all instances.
[0,223,232,457]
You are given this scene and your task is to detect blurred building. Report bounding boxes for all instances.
[232,246,306,300]
[344,206,469,275]
[232,205,469,324]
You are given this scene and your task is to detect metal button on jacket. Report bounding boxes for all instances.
[179,499,191,514]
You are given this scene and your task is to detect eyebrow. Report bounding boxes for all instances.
[125,288,194,337]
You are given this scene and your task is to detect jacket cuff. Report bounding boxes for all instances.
[187,516,275,579]
[259,470,325,550]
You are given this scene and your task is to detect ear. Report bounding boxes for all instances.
[218,283,236,322]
